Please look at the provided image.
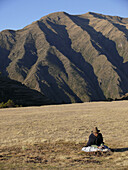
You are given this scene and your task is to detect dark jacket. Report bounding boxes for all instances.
[86,133,104,147]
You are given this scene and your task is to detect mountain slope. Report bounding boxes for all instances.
[0,76,52,106]
[0,12,128,103]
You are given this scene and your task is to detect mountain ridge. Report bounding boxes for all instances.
[0,12,128,103]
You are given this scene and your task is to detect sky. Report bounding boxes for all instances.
[0,0,128,32]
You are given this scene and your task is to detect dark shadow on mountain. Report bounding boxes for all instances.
[89,12,128,41]
[112,23,128,41]
[37,64,72,104]
[22,33,38,69]
[67,14,128,95]
[0,30,16,76]
[37,20,106,101]
[0,75,51,106]
[46,51,68,79]
[122,61,128,78]
[44,52,82,102]
[0,47,11,75]
[58,75,83,103]
[112,147,128,152]
[88,12,106,20]
[16,33,38,79]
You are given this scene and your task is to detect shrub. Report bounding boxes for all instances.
[0,100,16,108]
[6,99,15,108]
[0,102,6,108]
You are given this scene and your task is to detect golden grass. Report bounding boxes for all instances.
[0,101,128,169]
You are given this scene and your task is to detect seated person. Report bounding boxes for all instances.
[86,127,104,148]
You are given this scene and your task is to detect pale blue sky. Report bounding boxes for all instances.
[0,0,128,32]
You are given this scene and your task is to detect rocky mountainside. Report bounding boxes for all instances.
[0,75,52,106]
[0,12,128,103]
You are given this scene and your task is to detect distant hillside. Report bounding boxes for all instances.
[0,75,52,106]
[0,12,128,103]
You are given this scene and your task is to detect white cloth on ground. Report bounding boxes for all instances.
[81,145,110,152]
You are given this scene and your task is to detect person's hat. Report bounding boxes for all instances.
[92,127,100,133]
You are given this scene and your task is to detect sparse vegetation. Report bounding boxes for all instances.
[0,99,17,108]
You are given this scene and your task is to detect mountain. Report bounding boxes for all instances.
[0,75,52,106]
[0,12,128,103]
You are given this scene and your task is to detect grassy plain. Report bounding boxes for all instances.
[0,101,128,169]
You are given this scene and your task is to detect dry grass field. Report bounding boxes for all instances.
[0,101,128,169]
